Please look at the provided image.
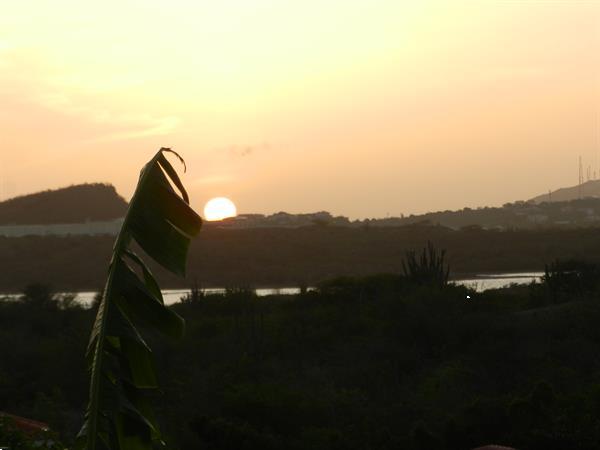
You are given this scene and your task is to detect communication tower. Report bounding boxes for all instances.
[579,156,583,199]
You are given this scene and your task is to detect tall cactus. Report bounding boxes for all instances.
[402,241,449,288]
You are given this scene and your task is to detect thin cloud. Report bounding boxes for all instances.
[221,142,271,158]
[0,54,181,144]
[35,91,181,142]
[230,146,254,157]
[88,115,181,142]
[191,174,234,185]
[481,66,551,82]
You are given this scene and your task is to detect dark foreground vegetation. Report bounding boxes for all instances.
[4,226,600,291]
[3,259,600,449]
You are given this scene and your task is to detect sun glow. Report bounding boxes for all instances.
[203,197,237,221]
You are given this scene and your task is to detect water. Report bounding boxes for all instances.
[455,272,543,292]
[0,287,309,306]
[1,273,544,306]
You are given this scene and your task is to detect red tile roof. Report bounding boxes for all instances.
[0,412,50,435]
[472,446,517,450]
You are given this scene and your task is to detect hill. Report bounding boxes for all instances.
[0,184,128,225]
[529,179,600,203]
[3,179,600,233]
[219,197,600,231]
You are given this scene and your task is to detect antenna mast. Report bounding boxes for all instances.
[579,156,583,199]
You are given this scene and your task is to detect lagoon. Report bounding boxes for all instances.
[456,272,543,292]
[0,272,545,306]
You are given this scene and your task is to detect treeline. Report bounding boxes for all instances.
[3,261,600,449]
[394,197,600,230]
[4,226,600,291]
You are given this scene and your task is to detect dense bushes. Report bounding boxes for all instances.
[2,277,600,449]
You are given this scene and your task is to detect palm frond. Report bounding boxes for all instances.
[77,148,202,450]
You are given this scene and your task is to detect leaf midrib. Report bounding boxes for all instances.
[86,153,161,450]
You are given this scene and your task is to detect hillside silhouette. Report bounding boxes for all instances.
[217,197,600,231]
[6,183,600,232]
[0,184,127,225]
[529,179,600,203]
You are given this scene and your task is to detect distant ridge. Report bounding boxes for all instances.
[0,183,128,225]
[529,180,600,203]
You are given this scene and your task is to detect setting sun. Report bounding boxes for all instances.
[203,197,237,221]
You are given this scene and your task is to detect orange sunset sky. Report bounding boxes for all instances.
[0,1,598,218]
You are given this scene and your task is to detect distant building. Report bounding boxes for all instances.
[0,218,124,237]
[212,211,345,229]
[526,214,548,224]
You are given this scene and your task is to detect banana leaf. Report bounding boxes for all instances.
[77,148,202,450]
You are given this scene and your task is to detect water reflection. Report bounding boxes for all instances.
[455,272,543,292]
[1,273,545,306]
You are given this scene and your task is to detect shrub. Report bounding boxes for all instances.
[402,241,450,288]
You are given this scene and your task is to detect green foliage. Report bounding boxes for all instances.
[6,268,600,449]
[402,241,449,288]
[77,149,202,450]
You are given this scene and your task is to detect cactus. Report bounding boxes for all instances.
[402,241,450,288]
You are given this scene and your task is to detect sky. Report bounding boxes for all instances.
[0,0,598,219]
